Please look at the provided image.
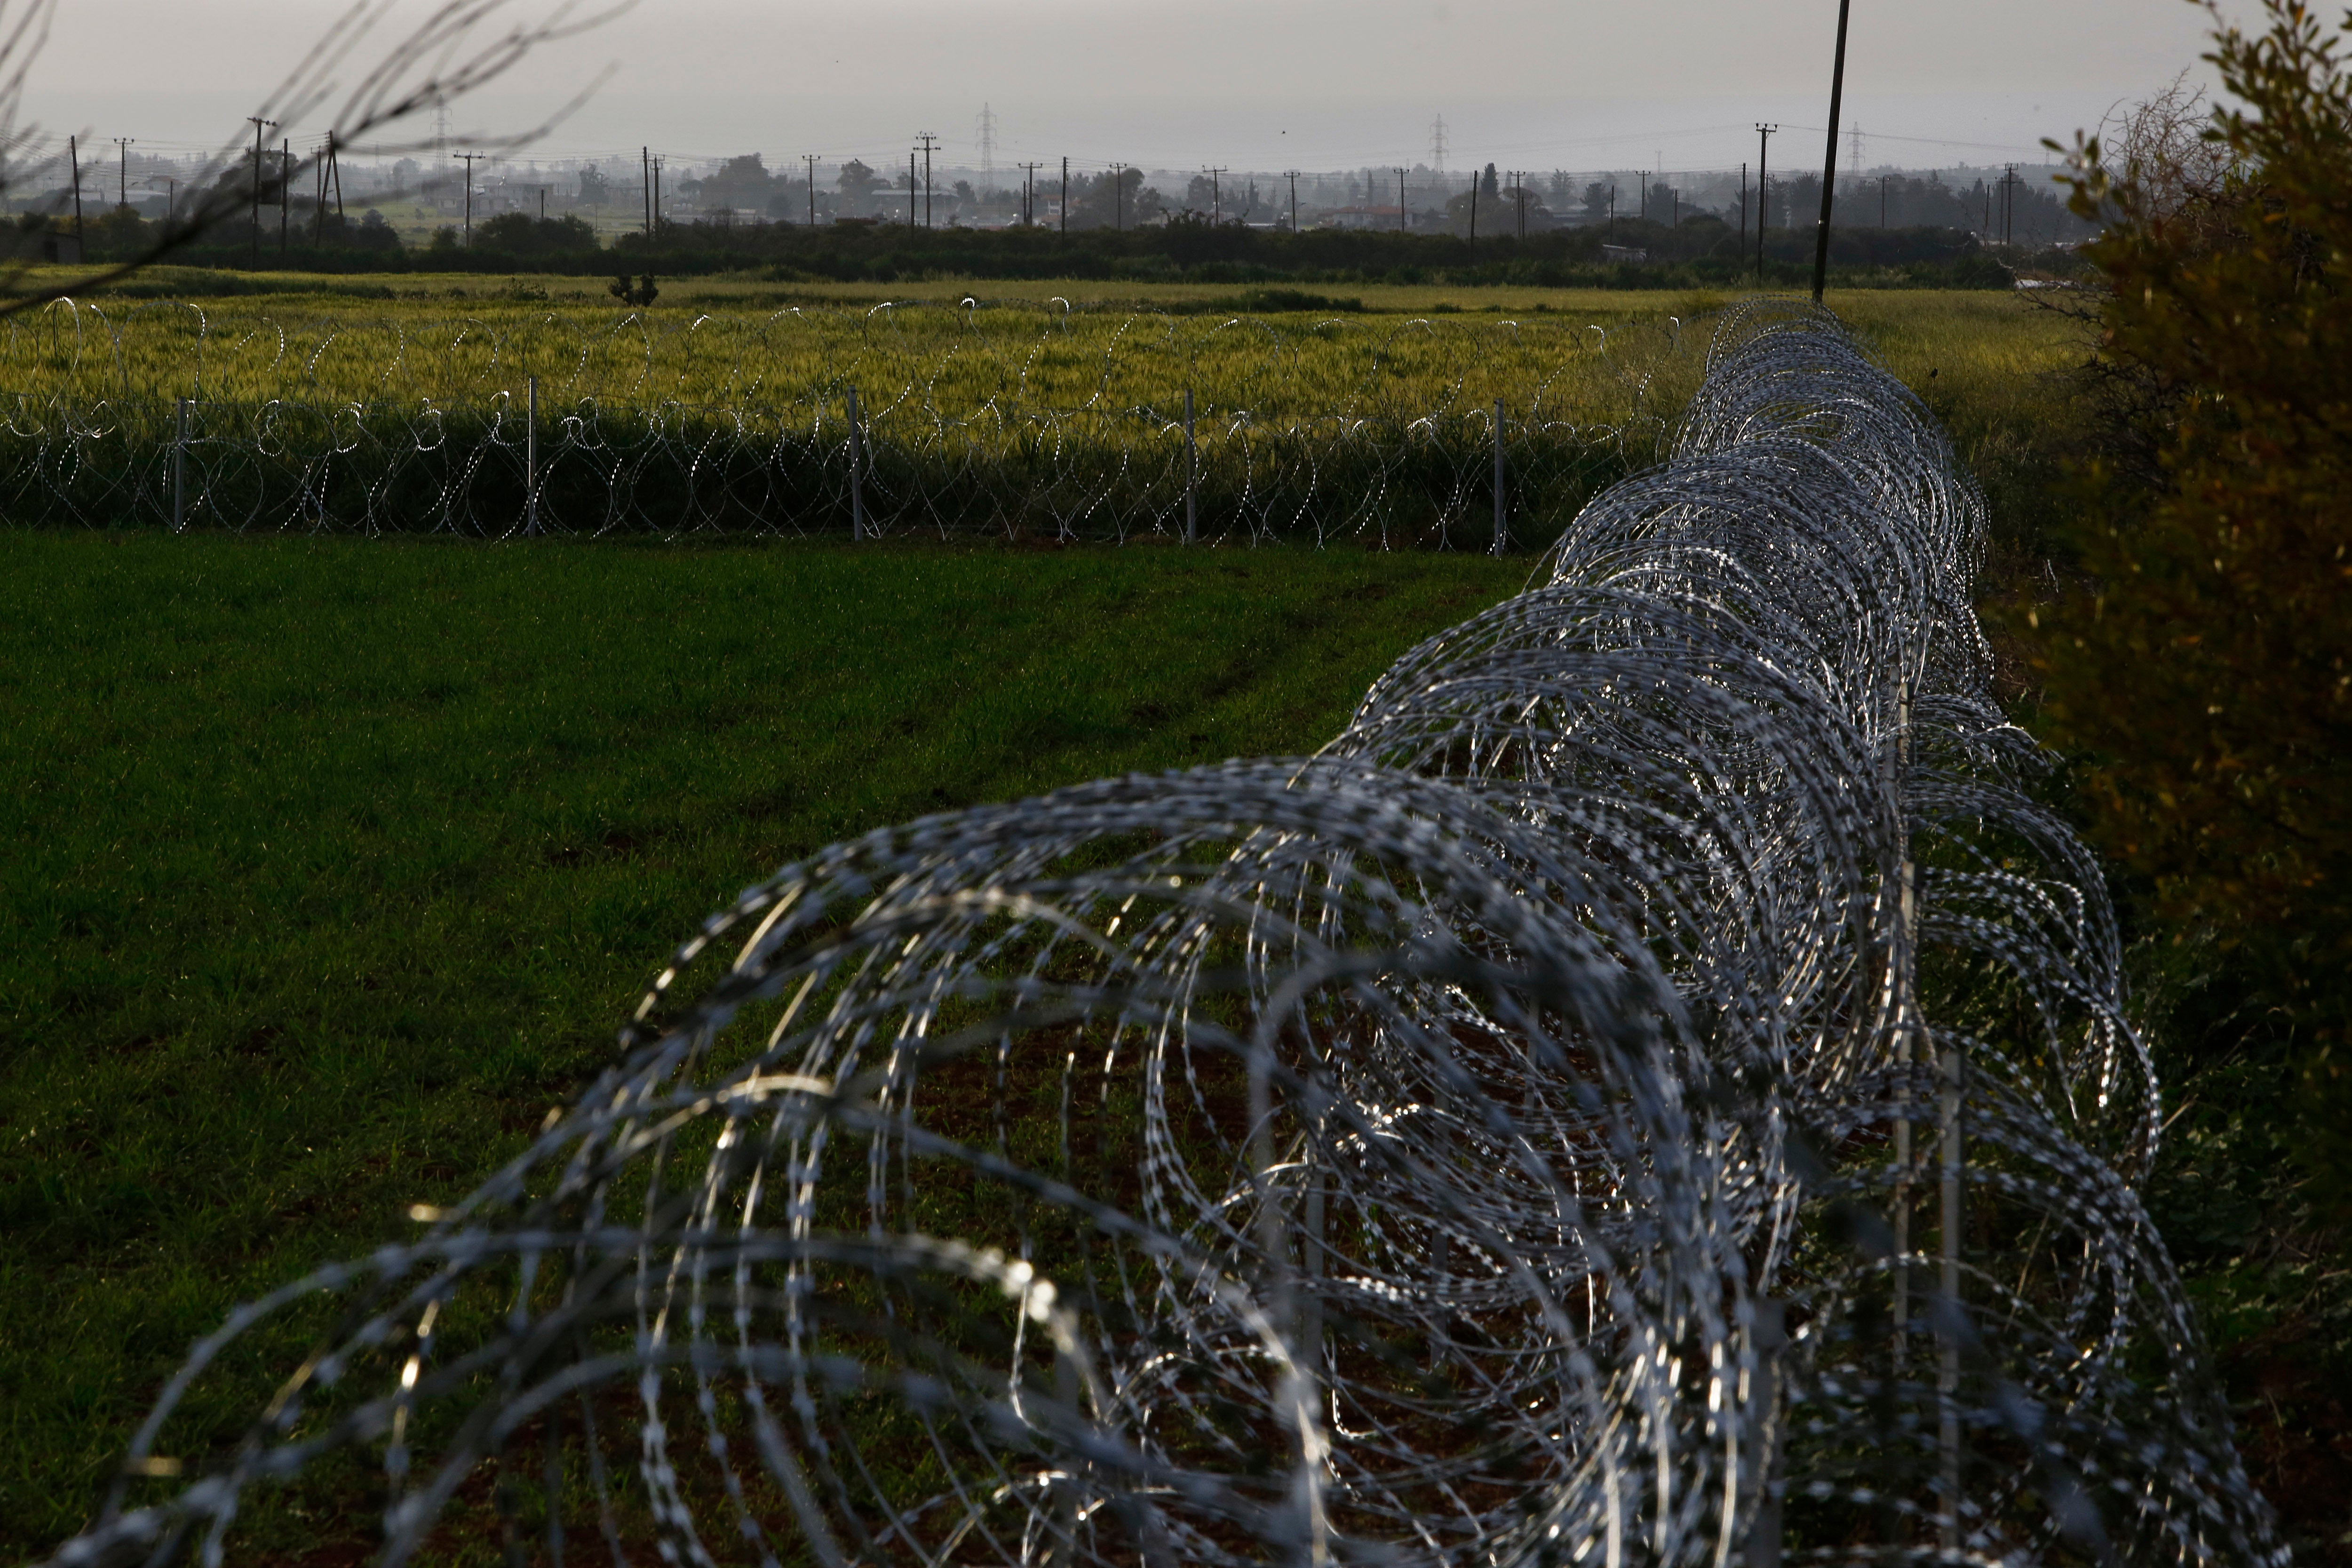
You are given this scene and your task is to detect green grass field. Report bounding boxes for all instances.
[0,530,1527,1550]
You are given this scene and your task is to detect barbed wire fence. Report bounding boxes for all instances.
[0,299,1692,546]
[40,298,2283,1568]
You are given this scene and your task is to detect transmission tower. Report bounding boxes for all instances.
[1849,123,1864,170]
[431,95,452,155]
[1429,113,1448,174]
[976,104,997,184]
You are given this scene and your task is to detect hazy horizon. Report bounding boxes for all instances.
[19,0,2234,177]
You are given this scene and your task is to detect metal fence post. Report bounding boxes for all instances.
[1492,397,1507,553]
[172,396,187,532]
[1184,387,1197,545]
[847,386,865,542]
[524,375,539,536]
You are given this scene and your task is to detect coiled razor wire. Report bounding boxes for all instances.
[0,299,1682,546]
[38,299,2284,1568]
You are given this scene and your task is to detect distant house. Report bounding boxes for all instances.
[1601,244,1650,264]
[1323,205,1404,231]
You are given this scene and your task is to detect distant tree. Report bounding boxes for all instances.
[577,163,610,205]
[86,205,149,255]
[699,153,774,217]
[1065,167,1162,229]
[1480,163,1500,199]
[1582,181,1613,224]
[835,159,881,217]
[353,209,402,251]
[474,210,596,254]
[769,182,829,222]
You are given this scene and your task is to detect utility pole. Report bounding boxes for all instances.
[1206,166,1227,223]
[456,151,483,246]
[1468,167,1478,242]
[652,156,662,231]
[1739,162,1748,252]
[1397,168,1406,232]
[1881,172,1890,228]
[315,134,342,244]
[1019,161,1044,224]
[1285,169,1299,232]
[916,132,938,228]
[804,154,818,225]
[1754,124,1777,280]
[1116,163,1125,231]
[247,117,276,262]
[910,151,918,231]
[1811,0,1856,304]
[642,146,651,236]
[67,135,82,243]
[280,140,291,255]
[1060,157,1068,234]
[112,137,132,207]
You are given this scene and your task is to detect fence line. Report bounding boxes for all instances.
[43,298,2283,1568]
[0,298,1686,543]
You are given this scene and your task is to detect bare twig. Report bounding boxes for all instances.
[0,0,631,315]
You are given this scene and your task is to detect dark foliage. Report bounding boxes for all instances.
[81,209,2050,292]
[2019,6,2352,1555]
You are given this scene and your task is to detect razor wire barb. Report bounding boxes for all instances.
[40,298,2285,1568]
[0,298,1688,546]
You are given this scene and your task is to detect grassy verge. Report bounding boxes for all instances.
[0,530,1526,1552]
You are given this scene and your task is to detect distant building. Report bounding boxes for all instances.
[1323,205,1405,231]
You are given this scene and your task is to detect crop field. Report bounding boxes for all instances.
[0,279,2086,549]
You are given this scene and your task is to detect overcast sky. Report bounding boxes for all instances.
[19,0,2231,174]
